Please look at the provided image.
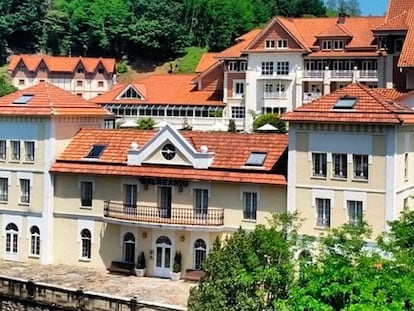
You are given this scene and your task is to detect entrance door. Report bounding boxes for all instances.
[154,236,172,278]
[159,187,172,218]
[123,232,135,263]
[5,223,18,261]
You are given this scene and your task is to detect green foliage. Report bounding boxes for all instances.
[0,74,17,97]
[173,251,182,272]
[228,119,236,132]
[137,117,154,130]
[252,113,287,133]
[116,62,128,74]
[325,0,361,16]
[136,251,146,269]
[175,47,207,73]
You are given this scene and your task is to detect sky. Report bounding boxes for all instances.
[358,0,388,16]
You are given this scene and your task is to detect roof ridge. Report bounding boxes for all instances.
[373,10,408,30]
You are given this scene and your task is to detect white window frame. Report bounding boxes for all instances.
[228,61,238,71]
[194,188,209,214]
[316,198,331,228]
[10,141,20,161]
[80,181,93,208]
[261,62,274,75]
[24,141,35,162]
[333,40,344,50]
[5,223,19,256]
[353,154,369,180]
[124,184,138,208]
[322,40,332,50]
[231,106,245,119]
[194,239,207,270]
[239,61,247,71]
[19,179,30,204]
[277,39,288,49]
[0,177,8,202]
[332,153,347,178]
[80,229,92,260]
[243,192,257,220]
[276,62,289,75]
[347,200,363,225]
[0,140,6,160]
[29,226,40,257]
[233,80,245,99]
[265,40,275,49]
[312,152,327,177]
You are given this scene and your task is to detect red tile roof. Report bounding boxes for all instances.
[0,82,112,117]
[374,88,409,100]
[8,55,115,73]
[281,83,414,125]
[385,0,414,21]
[90,74,224,106]
[51,129,288,185]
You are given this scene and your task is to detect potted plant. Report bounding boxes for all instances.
[170,251,182,281]
[135,251,146,277]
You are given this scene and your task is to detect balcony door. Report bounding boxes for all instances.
[154,236,172,278]
[159,186,171,218]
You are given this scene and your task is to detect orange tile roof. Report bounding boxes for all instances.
[51,129,288,185]
[398,9,414,67]
[385,0,414,20]
[0,82,112,117]
[91,74,224,106]
[195,53,220,73]
[374,88,409,100]
[8,55,115,73]
[373,10,409,31]
[315,23,353,38]
[282,83,414,125]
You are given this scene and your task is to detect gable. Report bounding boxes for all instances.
[116,85,145,100]
[250,22,303,51]
[127,125,214,168]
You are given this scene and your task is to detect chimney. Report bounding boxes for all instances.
[337,12,347,24]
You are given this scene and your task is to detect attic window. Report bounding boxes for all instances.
[265,40,275,49]
[119,87,142,100]
[161,143,176,160]
[13,94,33,105]
[245,152,267,166]
[98,68,104,74]
[334,96,357,109]
[277,39,288,49]
[77,68,84,74]
[85,145,107,159]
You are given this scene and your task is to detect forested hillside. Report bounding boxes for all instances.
[0,0,328,64]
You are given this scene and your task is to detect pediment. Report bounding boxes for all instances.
[116,84,145,100]
[127,124,214,168]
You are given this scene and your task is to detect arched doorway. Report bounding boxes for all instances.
[5,223,18,260]
[154,235,172,278]
[123,232,135,263]
[194,239,207,270]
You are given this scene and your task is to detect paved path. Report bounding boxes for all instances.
[0,260,195,309]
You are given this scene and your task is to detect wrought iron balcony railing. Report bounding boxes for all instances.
[103,201,224,226]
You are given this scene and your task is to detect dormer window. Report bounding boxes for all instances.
[277,39,288,49]
[18,66,25,72]
[322,40,332,51]
[119,87,142,100]
[98,68,104,74]
[39,66,46,72]
[161,143,176,160]
[228,61,238,71]
[333,40,344,50]
[265,40,275,49]
[239,61,247,71]
[77,68,84,74]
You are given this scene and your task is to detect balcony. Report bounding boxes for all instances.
[359,70,378,79]
[103,201,224,226]
[303,70,324,79]
[303,92,322,103]
[331,70,353,79]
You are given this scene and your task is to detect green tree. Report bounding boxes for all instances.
[137,117,155,130]
[188,212,307,310]
[0,75,17,97]
[252,113,287,133]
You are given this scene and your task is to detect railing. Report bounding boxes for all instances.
[359,70,378,79]
[104,201,224,226]
[331,70,353,79]
[303,70,324,78]
[303,92,322,102]
[263,92,287,99]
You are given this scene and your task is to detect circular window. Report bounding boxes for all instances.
[161,143,176,160]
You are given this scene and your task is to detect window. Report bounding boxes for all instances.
[24,141,35,162]
[161,143,176,160]
[77,68,84,74]
[98,81,104,87]
[395,39,403,53]
[0,178,8,201]
[243,192,257,220]
[98,68,104,74]
[0,140,6,160]
[30,226,40,256]
[20,179,30,204]
[19,79,25,86]
[123,232,135,263]
[278,39,288,49]
[18,66,25,72]
[245,152,267,166]
[353,155,368,180]
[11,141,20,161]
[316,198,331,228]
[347,201,363,225]
[276,62,289,75]
[80,229,91,260]
[333,40,344,50]
[265,40,275,49]
[228,61,238,71]
[265,83,273,93]
[85,145,106,159]
[80,181,93,207]
[312,153,327,177]
[77,80,83,87]
[120,87,142,99]
[261,62,274,75]
[404,153,409,180]
[124,184,137,208]
[39,66,46,72]
[239,61,247,71]
[104,119,115,129]
[194,188,208,215]
[333,154,347,178]
[194,239,207,270]
[322,40,332,50]
[233,81,244,98]
[5,223,18,254]
[231,107,245,119]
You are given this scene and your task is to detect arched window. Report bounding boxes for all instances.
[80,229,91,259]
[123,232,135,263]
[194,239,207,270]
[5,223,18,254]
[30,226,40,256]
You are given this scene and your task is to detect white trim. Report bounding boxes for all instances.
[287,125,297,213]
[239,185,261,201]
[16,172,33,185]
[77,219,95,244]
[343,191,367,211]
[311,189,334,208]
[232,79,245,99]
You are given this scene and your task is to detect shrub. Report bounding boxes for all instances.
[173,251,182,272]
[137,117,154,130]
[116,62,128,74]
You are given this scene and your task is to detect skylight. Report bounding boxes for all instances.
[85,145,107,159]
[245,152,267,166]
[13,94,34,105]
[334,96,357,109]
